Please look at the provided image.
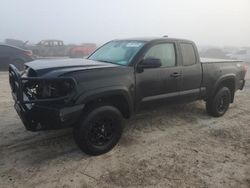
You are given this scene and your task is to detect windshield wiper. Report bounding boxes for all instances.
[96,59,116,64]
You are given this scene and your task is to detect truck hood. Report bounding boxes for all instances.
[25,58,119,77]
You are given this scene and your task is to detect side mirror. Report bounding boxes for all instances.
[138,58,162,69]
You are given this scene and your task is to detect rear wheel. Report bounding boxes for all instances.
[206,87,231,117]
[73,105,123,155]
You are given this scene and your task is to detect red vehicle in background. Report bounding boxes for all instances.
[69,43,97,58]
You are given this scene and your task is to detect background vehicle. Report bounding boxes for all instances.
[0,44,33,71]
[29,40,72,57]
[29,40,97,58]
[4,38,29,49]
[69,43,97,58]
[9,37,247,155]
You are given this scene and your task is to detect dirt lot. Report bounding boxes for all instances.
[0,71,249,188]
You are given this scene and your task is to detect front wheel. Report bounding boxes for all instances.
[206,87,231,117]
[73,105,123,155]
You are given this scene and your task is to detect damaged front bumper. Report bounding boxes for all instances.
[9,64,84,132]
[14,101,84,131]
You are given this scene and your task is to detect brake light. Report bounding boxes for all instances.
[24,50,33,57]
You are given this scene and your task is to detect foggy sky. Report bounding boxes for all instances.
[0,0,249,47]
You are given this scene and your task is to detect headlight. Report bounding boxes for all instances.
[24,78,76,99]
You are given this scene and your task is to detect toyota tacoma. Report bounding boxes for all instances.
[9,37,247,155]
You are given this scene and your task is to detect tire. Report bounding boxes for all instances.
[73,105,123,155]
[206,87,231,117]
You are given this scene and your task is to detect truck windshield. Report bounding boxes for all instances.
[88,40,145,65]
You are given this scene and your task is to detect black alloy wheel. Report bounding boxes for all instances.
[88,117,115,146]
[73,105,123,155]
[206,87,231,117]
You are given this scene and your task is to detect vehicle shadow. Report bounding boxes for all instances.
[119,100,210,147]
[0,128,86,166]
[128,100,209,125]
[1,101,208,166]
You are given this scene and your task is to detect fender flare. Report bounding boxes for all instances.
[211,74,236,96]
[75,86,134,117]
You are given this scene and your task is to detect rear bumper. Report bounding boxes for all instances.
[14,102,84,131]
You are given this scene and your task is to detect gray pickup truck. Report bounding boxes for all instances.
[29,40,72,57]
[9,37,247,155]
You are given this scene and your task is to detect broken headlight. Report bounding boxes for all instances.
[24,78,76,100]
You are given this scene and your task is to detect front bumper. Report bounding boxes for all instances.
[9,64,83,132]
[14,101,84,131]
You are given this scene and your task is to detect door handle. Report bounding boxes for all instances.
[170,72,181,78]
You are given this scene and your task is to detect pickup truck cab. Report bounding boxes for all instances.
[9,37,247,155]
[31,40,67,57]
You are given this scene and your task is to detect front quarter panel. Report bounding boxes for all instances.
[64,66,135,108]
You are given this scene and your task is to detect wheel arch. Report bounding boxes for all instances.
[212,74,236,103]
[76,87,134,119]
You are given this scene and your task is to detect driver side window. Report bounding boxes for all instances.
[144,43,176,67]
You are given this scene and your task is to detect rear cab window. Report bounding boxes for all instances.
[180,43,197,66]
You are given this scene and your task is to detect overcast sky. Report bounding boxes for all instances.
[0,0,249,47]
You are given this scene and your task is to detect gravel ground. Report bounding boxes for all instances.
[0,71,249,188]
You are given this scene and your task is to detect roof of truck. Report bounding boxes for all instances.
[115,37,194,43]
